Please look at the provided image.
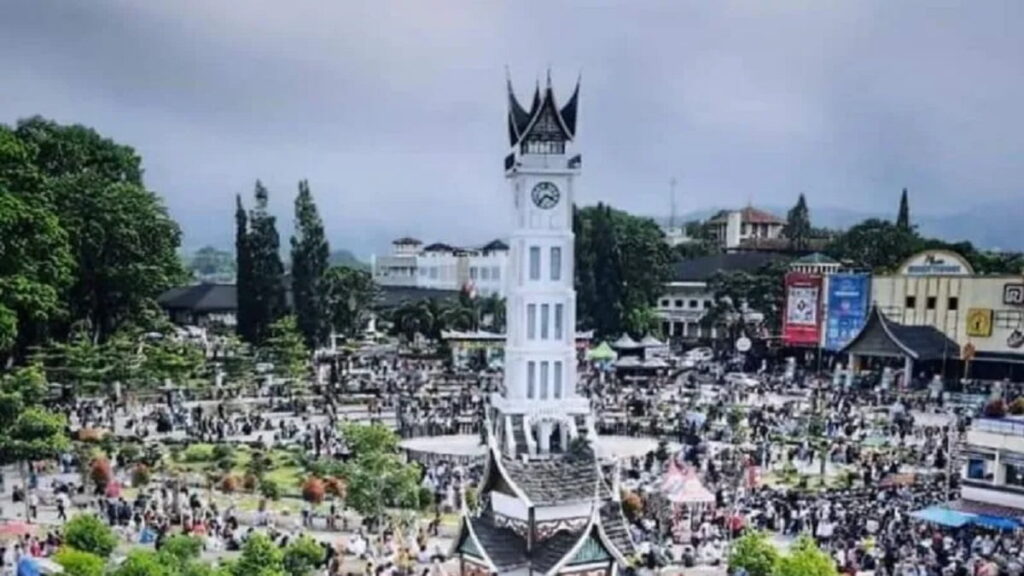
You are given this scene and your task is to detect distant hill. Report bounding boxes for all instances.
[329,249,369,271]
[653,197,1024,252]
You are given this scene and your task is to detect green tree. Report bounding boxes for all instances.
[573,204,597,330]
[63,513,119,558]
[342,422,400,455]
[235,194,255,343]
[728,531,780,576]
[340,423,421,519]
[783,193,812,251]
[897,187,911,230]
[188,246,236,281]
[776,535,837,576]
[703,261,787,340]
[478,294,506,332]
[282,536,325,576]
[261,316,309,385]
[290,180,330,348]
[54,548,106,576]
[389,300,436,341]
[322,266,376,338]
[245,181,286,344]
[232,533,286,576]
[826,218,921,273]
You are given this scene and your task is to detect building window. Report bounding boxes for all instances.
[529,246,541,280]
[491,266,501,280]
[540,361,549,399]
[675,300,684,308]
[704,300,711,309]
[948,297,959,311]
[905,295,916,309]
[689,300,699,309]
[480,267,489,280]
[469,267,478,280]
[527,361,536,399]
[553,361,563,398]
[967,459,989,481]
[527,304,537,339]
[1006,463,1024,488]
[540,304,550,339]
[554,304,564,340]
[550,247,562,281]
[926,296,937,310]
[660,299,670,308]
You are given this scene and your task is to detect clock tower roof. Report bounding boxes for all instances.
[506,71,579,147]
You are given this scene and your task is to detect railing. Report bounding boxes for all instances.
[972,417,1024,437]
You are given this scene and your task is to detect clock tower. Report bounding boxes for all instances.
[492,72,594,457]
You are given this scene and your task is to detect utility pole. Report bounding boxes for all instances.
[669,177,678,231]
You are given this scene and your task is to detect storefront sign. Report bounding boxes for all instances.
[824,273,870,351]
[966,308,993,337]
[1004,283,1024,306]
[899,250,974,276]
[783,272,823,347]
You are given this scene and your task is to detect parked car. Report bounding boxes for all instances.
[685,347,714,363]
[724,372,759,387]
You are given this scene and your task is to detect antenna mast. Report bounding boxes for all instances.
[669,177,678,230]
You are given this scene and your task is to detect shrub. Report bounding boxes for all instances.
[984,399,1008,418]
[621,491,643,521]
[64,514,119,558]
[324,477,346,499]
[160,534,203,562]
[212,444,235,463]
[55,547,106,576]
[728,531,779,576]
[89,458,113,492]
[1009,397,1024,415]
[301,477,325,505]
[131,463,151,487]
[260,478,282,500]
[182,444,215,463]
[464,487,478,510]
[283,535,325,576]
[118,443,142,464]
[418,486,434,511]
[242,473,259,492]
[220,474,241,493]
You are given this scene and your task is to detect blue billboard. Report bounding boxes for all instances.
[825,273,870,351]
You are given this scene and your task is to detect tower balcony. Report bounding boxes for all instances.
[490,394,590,417]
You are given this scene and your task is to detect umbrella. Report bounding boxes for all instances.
[0,521,36,540]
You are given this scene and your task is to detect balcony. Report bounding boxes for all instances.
[966,418,1024,454]
[960,478,1024,512]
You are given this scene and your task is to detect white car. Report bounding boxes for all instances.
[685,347,714,362]
[724,372,759,387]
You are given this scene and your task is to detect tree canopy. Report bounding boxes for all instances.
[290,180,330,348]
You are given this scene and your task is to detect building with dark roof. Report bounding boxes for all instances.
[706,206,786,251]
[157,284,237,327]
[372,237,510,297]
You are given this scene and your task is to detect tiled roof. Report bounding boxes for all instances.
[671,253,788,282]
[157,283,237,312]
[794,252,839,264]
[841,307,960,361]
[600,502,637,558]
[480,239,510,252]
[468,513,528,569]
[708,207,785,225]
[392,236,422,245]
[501,452,599,505]
[532,530,584,574]
[422,242,458,253]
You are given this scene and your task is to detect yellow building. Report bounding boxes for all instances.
[870,250,1024,377]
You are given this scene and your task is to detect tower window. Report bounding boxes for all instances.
[926,296,937,310]
[527,361,536,399]
[554,304,564,340]
[529,246,541,280]
[541,304,550,339]
[905,296,916,309]
[948,297,959,311]
[522,141,565,155]
[550,247,562,281]
[540,361,549,399]
[527,304,537,340]
[554,361,563,399]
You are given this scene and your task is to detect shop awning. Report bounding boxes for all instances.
[910,506,974,528]
[587,341,618,361]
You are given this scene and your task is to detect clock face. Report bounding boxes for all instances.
[531,182,560,209]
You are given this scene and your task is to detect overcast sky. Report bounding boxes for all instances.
[2,1,1023,255]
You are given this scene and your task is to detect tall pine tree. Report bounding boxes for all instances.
[234,194,255,342]
[247,181,286,344]
[897,187,911,230]
[591,203,624,337]
[784,193,811,251]
[290,180,330,348]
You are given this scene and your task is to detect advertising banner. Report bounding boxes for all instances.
[824,273,870,351]
[783,272,823,347]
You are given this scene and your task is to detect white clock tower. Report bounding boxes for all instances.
[491,73,595,458]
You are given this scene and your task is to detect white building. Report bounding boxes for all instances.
[961,416,1024,515]
[706,206,786,251]
[371,237,510,297]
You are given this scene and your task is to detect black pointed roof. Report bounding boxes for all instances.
[507,73,579,147]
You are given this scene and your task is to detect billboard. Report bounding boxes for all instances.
[824,273,870,351]
[783,272,823,347]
